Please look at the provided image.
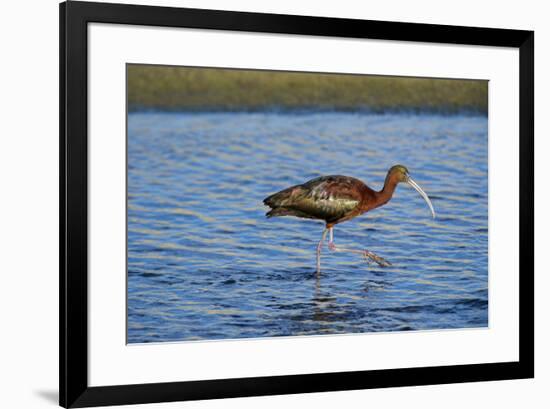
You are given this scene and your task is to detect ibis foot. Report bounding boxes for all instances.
[363,250,392,267]
[328,239,391,268]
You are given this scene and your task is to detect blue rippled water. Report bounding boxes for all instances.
[127,111,488,343]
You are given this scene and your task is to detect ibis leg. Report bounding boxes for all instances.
[316,228,329,274]
[327,227,392,267]
[328,228,336,251]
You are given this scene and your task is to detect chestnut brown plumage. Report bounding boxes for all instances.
[263,165,435,273]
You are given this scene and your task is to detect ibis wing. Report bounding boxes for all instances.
[285,176,363,221]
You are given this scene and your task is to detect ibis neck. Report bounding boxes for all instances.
[376,175,399,206]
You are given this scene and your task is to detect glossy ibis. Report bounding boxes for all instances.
[263,165,435,273]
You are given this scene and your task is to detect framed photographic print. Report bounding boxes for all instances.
[60,1,534,407]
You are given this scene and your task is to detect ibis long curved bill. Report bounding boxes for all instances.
[407,176,436,219]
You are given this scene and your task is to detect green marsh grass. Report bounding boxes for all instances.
[128,65,487,114]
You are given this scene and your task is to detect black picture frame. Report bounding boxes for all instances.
[60,1,534,407]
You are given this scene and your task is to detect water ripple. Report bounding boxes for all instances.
[127,112,488,343]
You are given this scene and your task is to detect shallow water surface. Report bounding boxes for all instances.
[127,112,488,343]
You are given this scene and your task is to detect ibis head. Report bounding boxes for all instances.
[387,164,435,219]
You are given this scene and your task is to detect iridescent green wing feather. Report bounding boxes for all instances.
[285,176,362,221]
